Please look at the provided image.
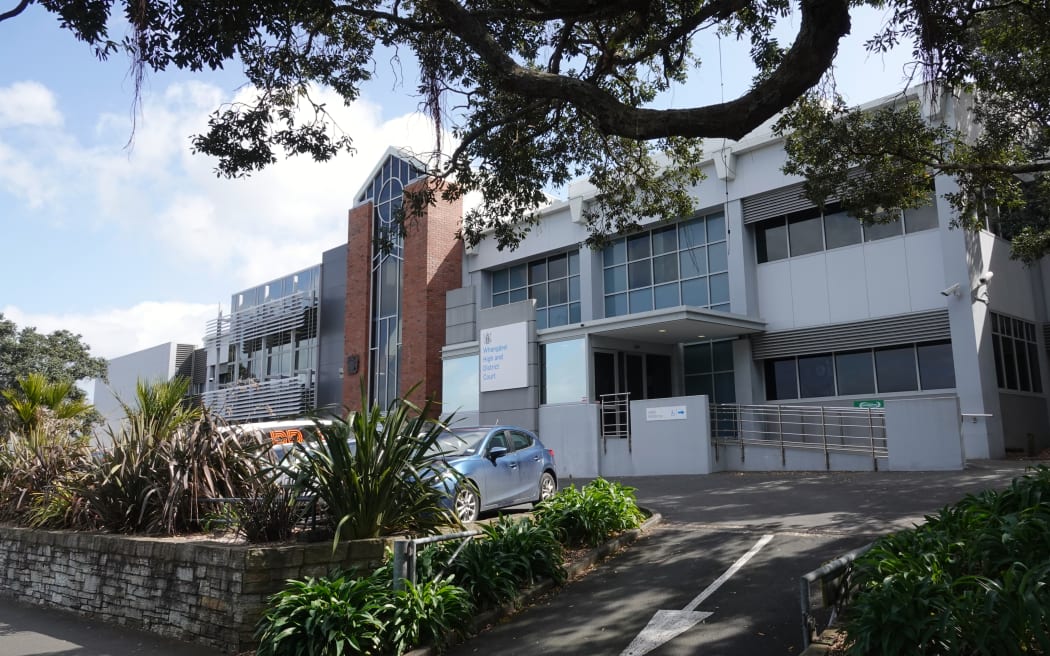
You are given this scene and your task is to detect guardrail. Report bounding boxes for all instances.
[391,530,482,590]
[711,403,888,470]
[800,542,872,648]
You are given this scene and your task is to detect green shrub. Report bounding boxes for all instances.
[427,516,566,609]
[287,389,457,542]
[255,569,473,656]
[844,466,1050,656]
[86,412,262,535]
[0,425,94,526]
[222,484,306,543]
[533,478,645,548]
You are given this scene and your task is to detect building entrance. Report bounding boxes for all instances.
[594,350,673,435]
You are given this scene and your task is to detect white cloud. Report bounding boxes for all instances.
[0,81,63,128]
[2,302,220,360]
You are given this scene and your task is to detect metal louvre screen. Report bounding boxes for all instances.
[742,171,866,225]
[742,182,811,225]
[751,310,951,360]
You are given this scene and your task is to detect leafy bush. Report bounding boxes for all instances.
[86,411,262,535]
[424,516,566,609]
[287,389,457,542]
[533,478,645,548]
[844,466,1050,656]
[220,484,307,544]
[255,568,473,656]
[0,424,94,526]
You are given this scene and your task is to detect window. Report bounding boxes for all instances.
[492,251,580,329]
[765,340,954,400]
[684,340,736,403]
[991,313,1042,392]
[510,431,533,451]
[442,355,479,412]
[835,351,875,395]
[541,339,587,404]
[755,199,936,264]
[604,212,729,316]
[798,354,835,397]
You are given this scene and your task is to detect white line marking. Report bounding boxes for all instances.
[682,533,774,611]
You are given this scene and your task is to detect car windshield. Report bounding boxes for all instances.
[430,429,490,457]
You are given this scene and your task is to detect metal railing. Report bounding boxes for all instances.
[391,530,481,590]
[599,392,631,452]
[711,403,888,470]
[800,543,872,648]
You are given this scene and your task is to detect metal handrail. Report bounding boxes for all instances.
[711,403,887,470]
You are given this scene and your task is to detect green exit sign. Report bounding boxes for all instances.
[853,399,885,409]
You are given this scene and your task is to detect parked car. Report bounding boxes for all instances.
[431,425,558,522]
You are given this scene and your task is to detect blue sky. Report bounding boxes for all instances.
[0,4,916,360]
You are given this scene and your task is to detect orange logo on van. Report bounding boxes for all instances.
[270,429,305,445]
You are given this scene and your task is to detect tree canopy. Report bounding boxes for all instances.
[4,0,1049,256]
[0,314,108,397]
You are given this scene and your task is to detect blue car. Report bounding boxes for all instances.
[432,425,558,523]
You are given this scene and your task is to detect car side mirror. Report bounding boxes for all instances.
[488,446,508,461]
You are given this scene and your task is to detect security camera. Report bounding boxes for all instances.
[978,271,994,285]
[940,283,961,297]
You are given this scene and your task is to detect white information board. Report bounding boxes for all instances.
[479,322,528,392]
[645,406,688,421]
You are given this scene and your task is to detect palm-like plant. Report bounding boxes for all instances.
[1,372,92,439]
[289,388,458,542]
[113,376,201,439]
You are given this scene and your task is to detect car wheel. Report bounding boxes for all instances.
[535,472,557,505]
[454,484,480,523]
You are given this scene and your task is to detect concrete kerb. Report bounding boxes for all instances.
[405,510,664,656]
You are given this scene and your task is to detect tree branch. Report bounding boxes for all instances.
[0,0,30,23]
[427,0,852,141]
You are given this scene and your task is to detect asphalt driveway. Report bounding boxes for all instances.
[444,460,1047,656]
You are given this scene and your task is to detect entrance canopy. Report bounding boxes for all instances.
[582,306,765,344]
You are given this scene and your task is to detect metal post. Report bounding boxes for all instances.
[392,539,408,591]
[868,408,877,471]
[821,406,830,470]
[778,405,786,467]
[408,541,418,586]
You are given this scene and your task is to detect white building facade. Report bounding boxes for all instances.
[439,92,1050,476]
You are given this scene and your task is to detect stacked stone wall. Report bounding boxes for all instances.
[0,526,388,653]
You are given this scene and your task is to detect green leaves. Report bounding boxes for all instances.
[255,569,474,656]
[533,477,645,548]
[287,387,457,543]
[844,466,1050,656]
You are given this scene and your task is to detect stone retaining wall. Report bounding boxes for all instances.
[0,526,390,653]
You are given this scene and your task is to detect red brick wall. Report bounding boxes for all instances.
[400,185,464,413]
[342,203,373,411]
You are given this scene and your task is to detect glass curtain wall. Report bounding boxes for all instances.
[365,157,419,408]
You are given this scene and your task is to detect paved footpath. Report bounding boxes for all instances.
[445,460,1047,656]
[0,460,1043,656]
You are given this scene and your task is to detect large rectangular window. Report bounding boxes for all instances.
[491,251,581,329]
[541,339,587,404]
[685,340,736,403]
[754,199,935,264]
[442,355,479,412]
[603,212,729,316]
[764,340,955,400]
[991,313,1042,393]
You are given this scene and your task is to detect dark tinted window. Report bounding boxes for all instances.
[864,215,903,241]
[917,341,955,389]
[835,351,875,395]
[789,215,824,256]
[875,346,918,392]
[757,220,789,263]
[510,431,533,451]
[765,358,798,400]
[823,210,863,249]
[798,354,835,397]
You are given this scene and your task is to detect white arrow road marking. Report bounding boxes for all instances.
[619,534,775,656]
